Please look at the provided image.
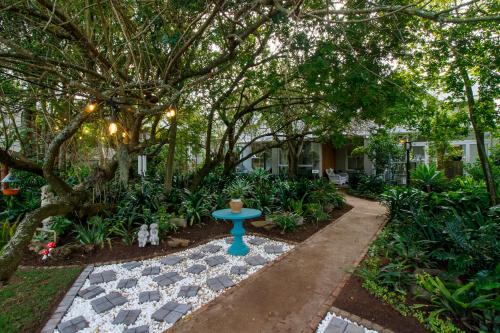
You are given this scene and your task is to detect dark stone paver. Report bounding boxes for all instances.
[123,325,149,333]
[206,274,235,291]
[78,285,105,300]
[142,266,161,276]
[122,261,141,270]
[343,323,365,333]
[153,272,183,287]
[201,244,222,253]
[112,309,141,325]
[139,290,161,303]
[57,316,88,333]
[151,301,192,323]
[91,292,127,313]
[177,285,199,298]
[248,237,266,245]
[230,265,247,275]
[161,255,183,266]
[117,278,138,289]
[186,264,206,275]
[89,270,116,284]
[324,317,348,333]
[189,252,205,260]
[205,255,228,267]
[264,244,284,254]
[245,255,267,266]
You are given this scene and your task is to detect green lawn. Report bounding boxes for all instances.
[0,267,82,333]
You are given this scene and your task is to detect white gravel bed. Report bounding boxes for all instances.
[316,312,378,333]
[54,236,293,333]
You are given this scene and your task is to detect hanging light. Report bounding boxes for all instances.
[109,122,118,135]
[85,101,98,113]
[165,106,176,118]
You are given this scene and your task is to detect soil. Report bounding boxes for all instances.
[21,204,353,267]
[333,275,430,333]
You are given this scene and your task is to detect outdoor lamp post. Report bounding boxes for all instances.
[400,138,412,187]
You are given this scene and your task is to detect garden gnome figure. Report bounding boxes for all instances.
[149,223,159,246]
[138,224,149,247]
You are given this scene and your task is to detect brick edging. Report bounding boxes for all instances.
[40,265,94,333]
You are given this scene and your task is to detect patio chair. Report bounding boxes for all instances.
[326,168,348,186]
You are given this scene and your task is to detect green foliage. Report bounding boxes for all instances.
[305,203,328,222]
[271,212,301,232]
[179,189,211,226]
[49,216,72,237]
[349,174,386,199]
[111,216,138,246]
[364,183,500,331]
[0,219,18,250]
[224,178,252,199]
[74,216,111,248]
[411,164,447,192]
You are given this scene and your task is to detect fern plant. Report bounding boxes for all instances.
[411,164,447,192]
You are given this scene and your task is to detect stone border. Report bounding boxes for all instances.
[41,265,94,333]
[325,306,396,333]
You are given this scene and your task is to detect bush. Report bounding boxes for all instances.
[271,212,301,232]
[411,164,447,192]
[74,216,111,248]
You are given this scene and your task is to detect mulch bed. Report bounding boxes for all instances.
[21,205,353,267]
[333,275,429,333]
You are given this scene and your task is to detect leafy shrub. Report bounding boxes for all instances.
[349,174,386,198]
[179,189,211,225]
[271,212,301,232]
[74,216,111,248]
[49,216,73,237]
[305,203,328,222]
[411,164,447,192]
[0,219,18,249]
[111,216,138,246]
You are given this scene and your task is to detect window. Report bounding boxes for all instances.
[251,142,272,171]
[346,145,363,171]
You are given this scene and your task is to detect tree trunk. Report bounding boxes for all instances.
[0,202,74,283]
[164,115,178,192]
[117,144,130,187]
[459,65,497,205]
[287,139,304,179]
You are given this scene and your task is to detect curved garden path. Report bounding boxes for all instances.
[168,194,387,333]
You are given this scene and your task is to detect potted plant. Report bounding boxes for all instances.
[225,179,250,213]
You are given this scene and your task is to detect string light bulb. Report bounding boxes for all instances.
[165,106,176,118]
[85,102,97,113]
[109,122,118,135]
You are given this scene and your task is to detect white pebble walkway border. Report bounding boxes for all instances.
[54,236,293,333]
[316,312,378,333]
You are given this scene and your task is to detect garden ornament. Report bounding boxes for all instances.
[138,224,149,247]
[149,223,159,245]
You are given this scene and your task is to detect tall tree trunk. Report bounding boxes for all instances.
[287,139,304,179]
[459,65,497,205]
[0,202,74,283]
[164,115,178,192]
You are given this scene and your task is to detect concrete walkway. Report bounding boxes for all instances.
[169,195,387,333]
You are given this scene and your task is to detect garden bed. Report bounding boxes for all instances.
[333,275,429,333]
[21,205,352,267]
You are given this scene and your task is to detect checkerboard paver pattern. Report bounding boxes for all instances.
[160,255,183,266]
[245,255,267,266]
[57,316,89,333]
[248,237,266,245]
[142,266,161,276]
[117,278,138,289]
[91,292,127,313]
[89,270,116,285]
[201,244,222,253]
[153,272,183,287]
[177,285,200,298]
[186,264,206,275]
[230,265,248,275]
[205,255,228,267]
[206,274,235,291]
[139,290,161,303]
[123,325,150,333]
[78,285,105,300]
[189,252,205,260]
[112,309,141,325]
[151,301,192,323]
[264,244,284,254]
[122,261,141,270]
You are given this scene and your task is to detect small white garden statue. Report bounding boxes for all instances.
[138,224,149,247]
[149,223,159,246]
